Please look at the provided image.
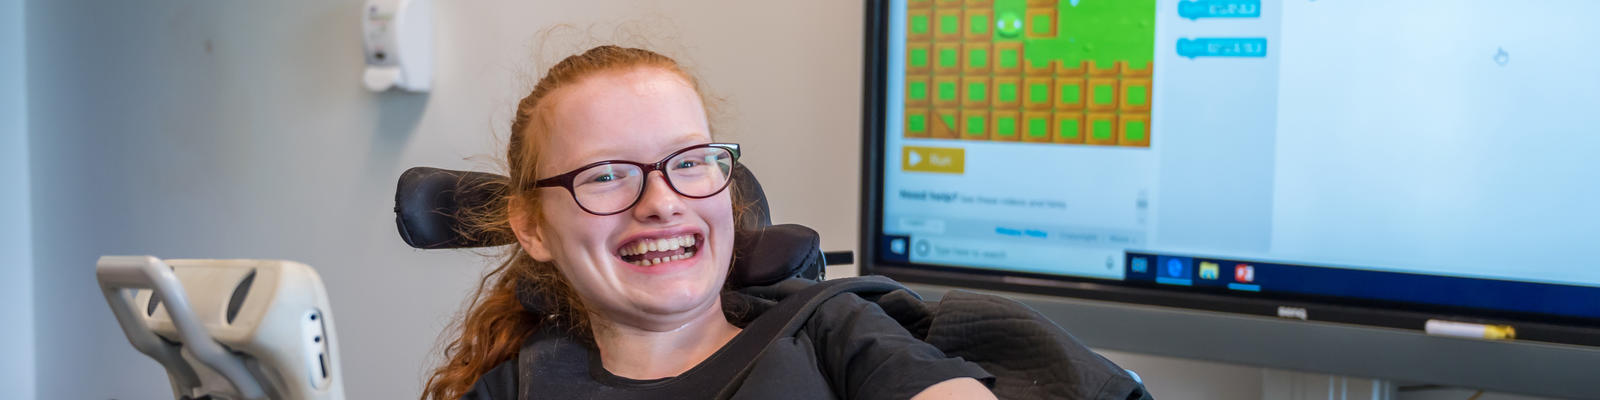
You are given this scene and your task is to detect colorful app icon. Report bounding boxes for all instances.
[1159,257,1191,280]
[1131,257,1149,274]
[1199,261,1219,280]
[1235,263,1255,283]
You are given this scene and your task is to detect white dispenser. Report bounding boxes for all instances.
[362,0,432,92]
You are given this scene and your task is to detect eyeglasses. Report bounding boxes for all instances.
[532,143,741,216]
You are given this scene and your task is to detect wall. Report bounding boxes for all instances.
[25,1,865,398]
[29,1,1548,399]
[1,0,32,398]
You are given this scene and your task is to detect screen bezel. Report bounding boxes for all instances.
[855,0,1600,348]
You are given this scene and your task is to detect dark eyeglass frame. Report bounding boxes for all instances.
[532,142,741,216]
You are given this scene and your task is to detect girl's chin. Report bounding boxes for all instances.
[624,282,722,315]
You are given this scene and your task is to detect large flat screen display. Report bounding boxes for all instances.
[863,0,1600,346]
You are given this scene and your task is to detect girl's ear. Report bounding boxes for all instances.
[508,196,555,262]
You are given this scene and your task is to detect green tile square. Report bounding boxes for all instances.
[1126,120,1147,141]
[1060,83,1080,104]
[967,82,987,102]
[1027,118,1048,138]
[939,48,958,68]
[909,48,928,68]
[965,115,986,136]
[1031,15,1050,34]
[1127,84,1147,106]
[968,48,988,69]
[909,81,927,101]
[1093,120,1113,140]
[969,14,989,35]
[940,15,959,35]
[909,114,927,133]
[941,113,957,130]
[999,49,1019,69]
[1027,83,1047,104]
[937,81,957,101]
[997,116,1017,137]
[998,83,1018,103]
[1093,84,1113,105]
[1059,117,1080,139]
[911,15,930,35]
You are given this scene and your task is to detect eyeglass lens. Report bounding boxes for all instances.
[569,147,735,214]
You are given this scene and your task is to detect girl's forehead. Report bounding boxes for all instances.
[536,69,709,170]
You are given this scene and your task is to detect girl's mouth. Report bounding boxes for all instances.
[616,233,700,267]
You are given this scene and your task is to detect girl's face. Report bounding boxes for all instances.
[515,67,735,331]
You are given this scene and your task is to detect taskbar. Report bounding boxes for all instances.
[1124,251,1600,326]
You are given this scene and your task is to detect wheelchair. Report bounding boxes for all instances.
[97,164,1147,399]
[95,164,849,400]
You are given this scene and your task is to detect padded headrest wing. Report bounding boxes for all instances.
[393,167,513,249]
[731,224,825,286]
[395,165,771,250]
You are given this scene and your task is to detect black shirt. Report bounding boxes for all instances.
[462,291,993,399]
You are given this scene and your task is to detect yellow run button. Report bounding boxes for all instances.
[902,146,964,174]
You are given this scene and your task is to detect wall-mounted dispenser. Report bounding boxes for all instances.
[362,0,432,92]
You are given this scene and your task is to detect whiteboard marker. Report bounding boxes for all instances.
[1425,319,1515,340]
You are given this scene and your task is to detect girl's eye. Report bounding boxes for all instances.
[674,159,700,169]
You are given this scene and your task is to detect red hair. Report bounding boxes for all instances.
[420,45,731,400]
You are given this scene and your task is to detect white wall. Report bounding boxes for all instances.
[31,1,1533,400]
[24,1,865,398]
[1,0,32,398]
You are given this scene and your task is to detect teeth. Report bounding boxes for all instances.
[618,234,698,260]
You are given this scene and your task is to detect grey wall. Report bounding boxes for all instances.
[24,1,865,398]
[2,0,33,398]
[27,1,1542,400]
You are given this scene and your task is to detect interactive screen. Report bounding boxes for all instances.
[872,0,1600,329]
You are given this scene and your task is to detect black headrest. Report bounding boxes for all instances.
[393,165,820,286]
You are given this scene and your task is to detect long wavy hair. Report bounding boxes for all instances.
[420,45,746,400]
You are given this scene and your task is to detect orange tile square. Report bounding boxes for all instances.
[1024,57,1053,77]
[1118,113,1152,147]
[906,75,931,108]
[1025,7,1057,38]
[1085,113,1118,145]
[990,110,1021,141]
[1022,111,1053,142]
[1088,61,1120,77]
[960,75,992,109]
[1120,78,1152,112]
[905,108,930,138]
[931,108,960,139]
[932,75,960,108]
[1054,77,1085,111]
[934,7,963,42]
[1058,59,1089,77]
[908,8,933,42]
[1086,78,1119,112]
[993,76,1021,109]
[963,8,993,41]
[934,42,961,75]
[965,0,995,7]
[1124,60,1153,77]
[1022,76,1053,111]
[1053,112,1084,144]
[907,42,931,75]
[962,41,993,75]
[994,41,1023,76]
[959,108,991,140]
[910,0,934,8]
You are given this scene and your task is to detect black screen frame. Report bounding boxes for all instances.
[855,0,1600,349]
